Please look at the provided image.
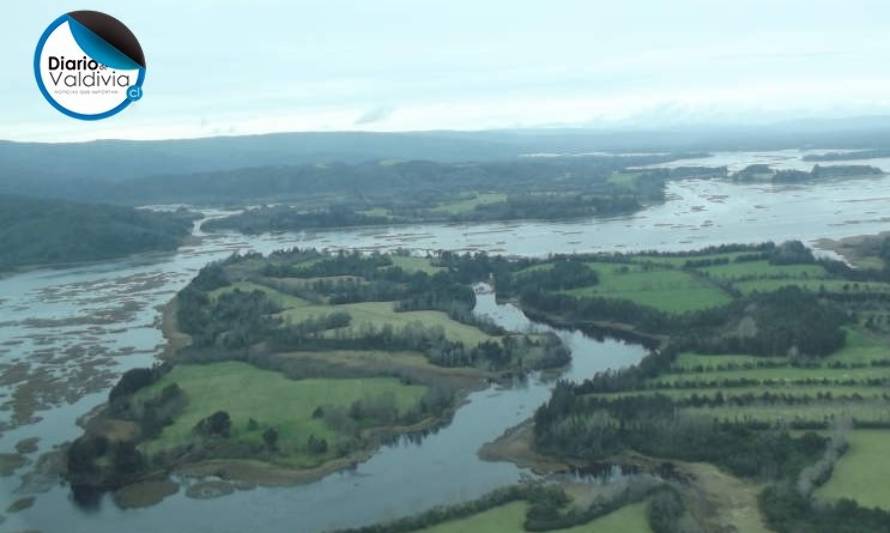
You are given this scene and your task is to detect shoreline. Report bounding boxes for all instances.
[73,295,499,499]
[201,201,654,239]
[173,403,468,488]
[520,306,666,350]
[814,230,890,269]
[477,419,572,474]
[477,418,770,532]
[0,232,195,281]
[159,296,192,359]
[91,379,487,496]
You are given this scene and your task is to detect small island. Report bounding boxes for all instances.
[802,149,890,162]
[65,249,570,503]
[731,163,883,183]
[189,157,726,236]
[201,166,675,235]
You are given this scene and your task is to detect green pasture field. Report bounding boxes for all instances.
[632,252,749,267]
[210,278,494,346]
[826,328,890,364]
[699,260,826,280]
[281,300,497,346]
[817,430,890,510]
[416,500,652,533]
[134,361,426,468]
[565,262,731,314]
[209,281,311,308]
[387,255,446,274]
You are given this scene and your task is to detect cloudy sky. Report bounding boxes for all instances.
[5,1,890,141]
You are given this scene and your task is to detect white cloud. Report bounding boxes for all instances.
[5,1,890,141]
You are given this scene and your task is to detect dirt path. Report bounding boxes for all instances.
[680,461,772,533]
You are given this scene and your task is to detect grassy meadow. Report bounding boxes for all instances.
[134,361,427,468]
[214,263,495,346]
[388,255,446,274]
[281,300,496,346]
[529,248,890,317]
[816,431,890,510]
[416,500,652,533]
[542,247,890,512]
[567,262,732,313]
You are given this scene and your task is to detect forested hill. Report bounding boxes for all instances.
[0,195,196,271]
[0,132,526,198]
[108,156,674,203]
[14,154,688,205]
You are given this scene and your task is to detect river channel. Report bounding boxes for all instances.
[1,169,889,531]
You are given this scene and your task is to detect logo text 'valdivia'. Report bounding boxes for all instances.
[47,55,131,87]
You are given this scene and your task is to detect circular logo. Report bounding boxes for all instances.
[34,11,146,120]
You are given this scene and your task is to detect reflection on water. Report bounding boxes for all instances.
[472,287,647,384]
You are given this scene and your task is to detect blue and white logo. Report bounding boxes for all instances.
[34,11,146,120]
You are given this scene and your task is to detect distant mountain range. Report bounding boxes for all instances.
[3,118,890,202]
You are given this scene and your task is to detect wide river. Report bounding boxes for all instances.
[1,165,889,531]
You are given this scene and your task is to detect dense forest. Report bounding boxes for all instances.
[193,157,692,233]
[0,195,195,271]
[204,192,648,233]
[98,154,682,206]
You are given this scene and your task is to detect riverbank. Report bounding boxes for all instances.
[520,307,667,350]
[815,231,890,270]
[170,402,470,489]
[76,357,491,498]
[0,195,198,275]
[478,419,770,532]
[477,420,569,474]
[158,296,192,359]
